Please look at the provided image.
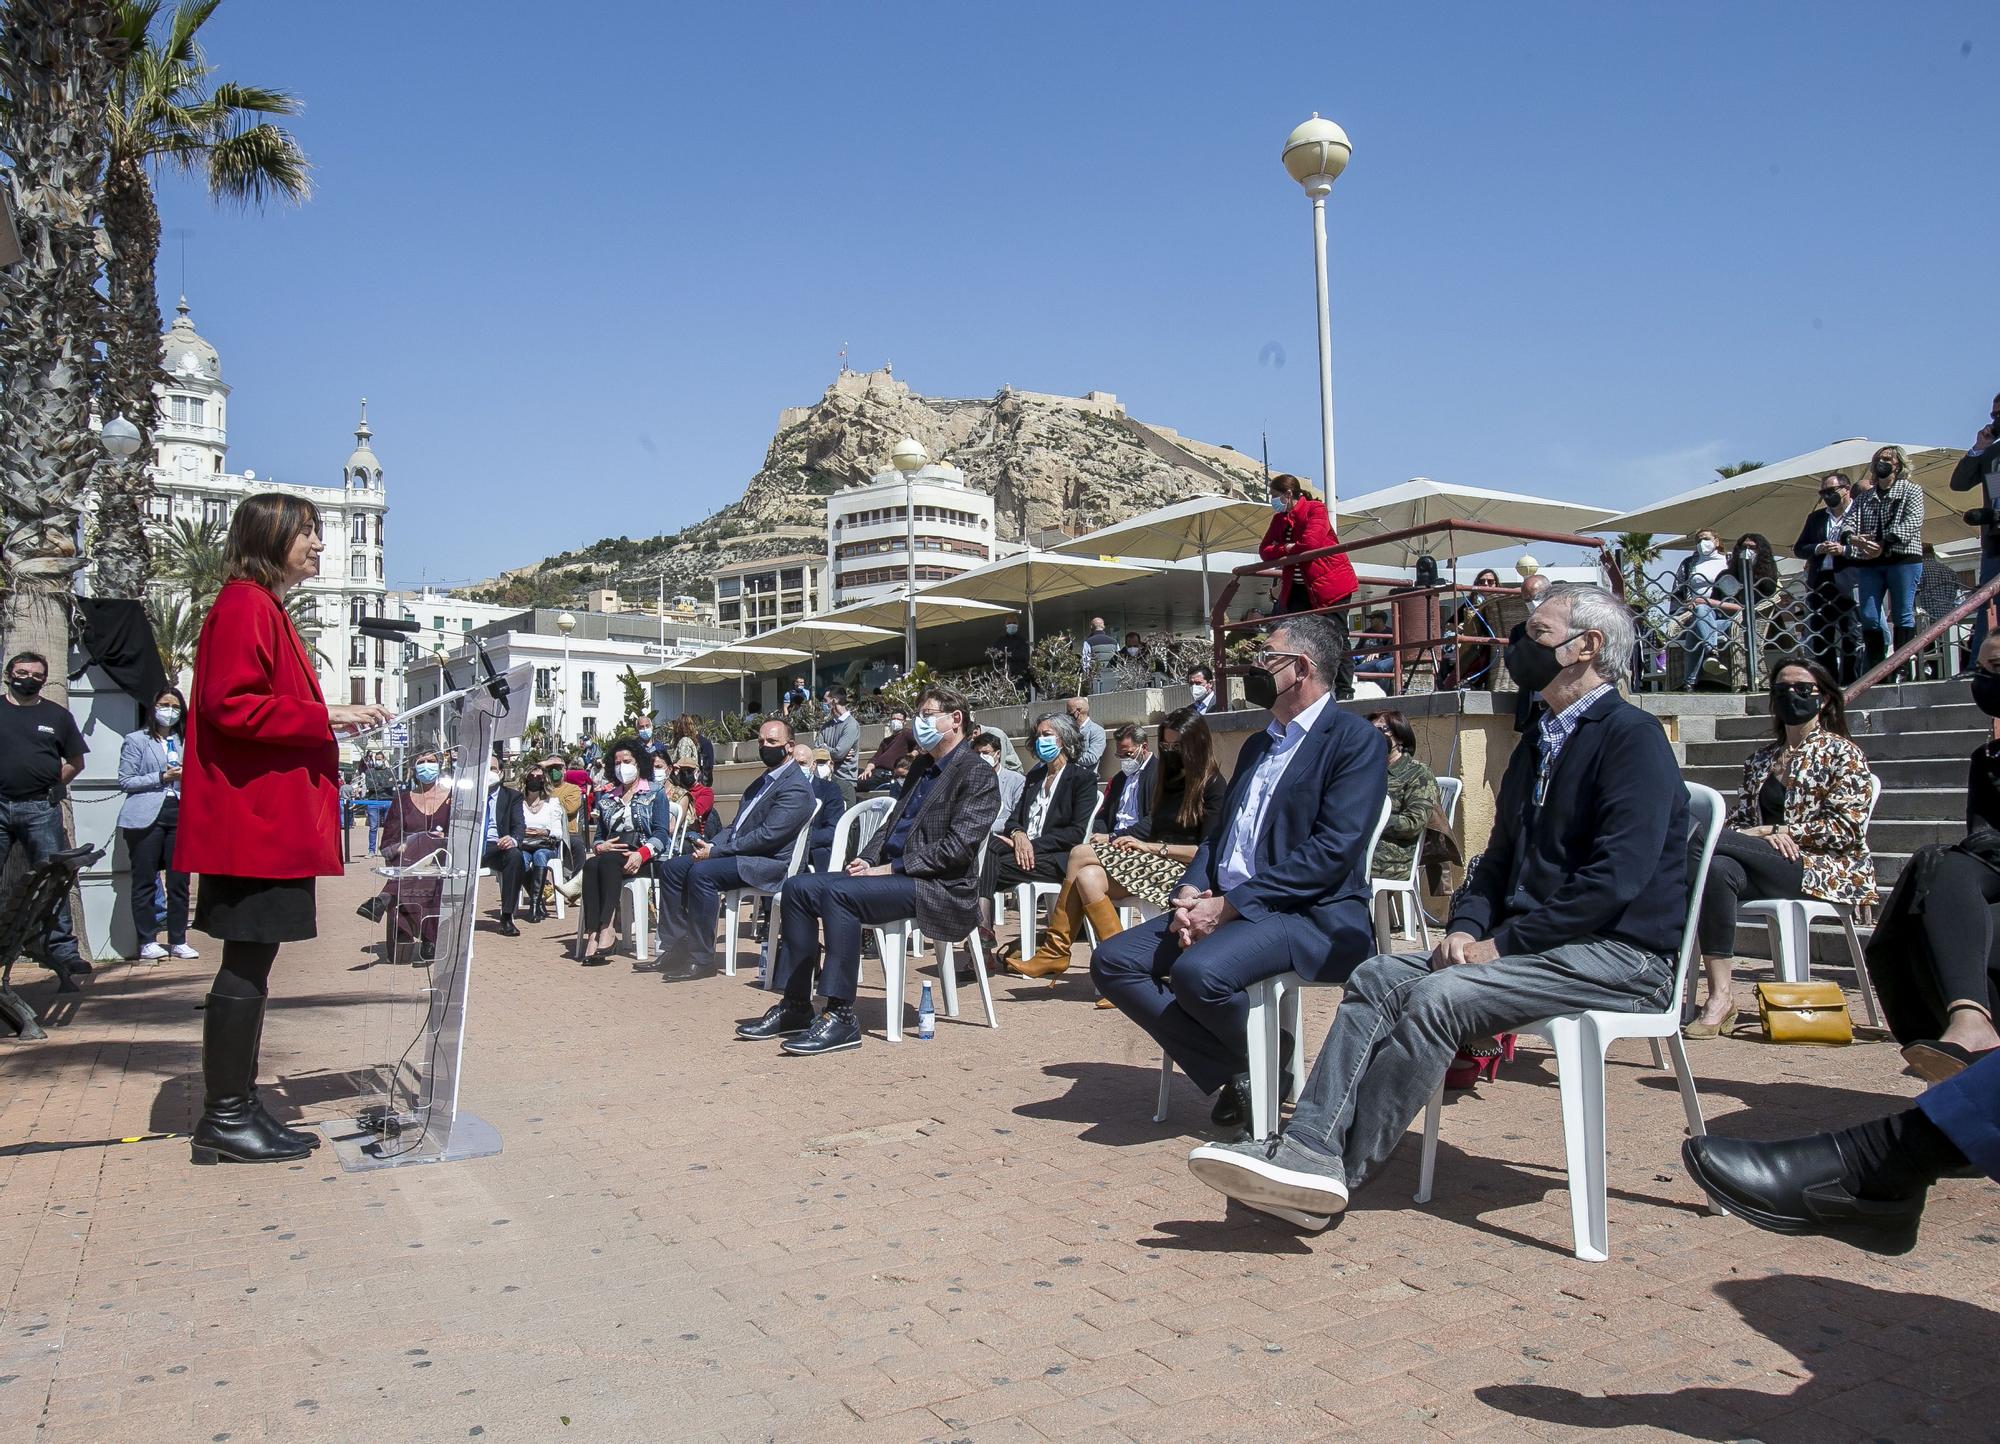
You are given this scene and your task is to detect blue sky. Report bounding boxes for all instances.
[152,1,1999,589]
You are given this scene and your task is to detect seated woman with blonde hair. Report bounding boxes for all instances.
[1005,706,1226,999]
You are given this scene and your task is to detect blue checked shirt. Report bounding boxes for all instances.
[1534,682,1613,806]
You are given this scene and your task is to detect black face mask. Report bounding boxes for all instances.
[1972,672,2000,720]
[7,675,44,698]
[1872,459,1895,480]
[1503,632,1577,693]
[1771,686,1822,727]
[759,744,789,769]
[1161,751,1184,780]
[1240,666,1284,711]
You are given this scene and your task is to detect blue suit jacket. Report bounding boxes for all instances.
[116,729,182,830]
[1180,699,1385,973]
[712,764,815,891]
[806,775,846,852]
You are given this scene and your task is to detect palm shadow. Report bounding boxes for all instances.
[1478,1274,2000,1440]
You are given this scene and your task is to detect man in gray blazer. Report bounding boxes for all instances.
[650,717,814,976]
[740,685,1000,1057]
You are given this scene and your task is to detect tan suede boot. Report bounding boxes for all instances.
[1083,897,1122,944]
[1009,882,1081,976]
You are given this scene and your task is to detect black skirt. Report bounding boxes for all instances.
[194,874,318,943]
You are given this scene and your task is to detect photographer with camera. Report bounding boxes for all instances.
[1951,391,2000,658]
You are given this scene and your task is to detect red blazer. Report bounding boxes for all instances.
[175,580,341,879]
[1259,497,1359,612]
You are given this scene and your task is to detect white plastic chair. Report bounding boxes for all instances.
[1011,785,1107,956]
[718,799,821,977]
[872,835,996,1041]
[1412,781,1726,1263]
[572,870,658,961]
[1153,794,1394,1136]
[1373,777,1461,951]
[1739,773,1883,1028]
[828,795,896,872]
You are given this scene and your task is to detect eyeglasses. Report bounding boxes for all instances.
[1252,650,1304,671]
[1774,681,1821,697]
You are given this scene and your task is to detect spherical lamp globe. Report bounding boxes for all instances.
[890,436,928,474]
[1282,114,1352,196]
[100,415,142,459]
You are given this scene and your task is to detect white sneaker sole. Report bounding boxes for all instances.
[1187,1143,1349,1218]
[1242,1199,1332,1231]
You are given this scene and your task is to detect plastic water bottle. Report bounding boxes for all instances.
[917,981,936,1040]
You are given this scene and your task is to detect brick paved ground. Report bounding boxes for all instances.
[3,860,1997,1443]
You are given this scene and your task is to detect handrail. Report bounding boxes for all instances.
[1844,568,2000,705]
[1209,516,1624,685]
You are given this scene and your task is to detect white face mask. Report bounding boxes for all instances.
[815,762,831,779]
[1190,683,1209,700]
[1119,755,1143,775]
[886,718,904,732]
[1697,538,1716,556]
[982,752,1000,770]
[615,762,638,786]
[488,770,501,790]
[154,705,181,728]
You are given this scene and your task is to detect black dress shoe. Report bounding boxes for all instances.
[1682,1134,1925,1255]
[780,1009,862,1056]
[355,895,391,924]
[1210,1074,1253,1133]
[737,1001,816,1040]
[497,920,520,937]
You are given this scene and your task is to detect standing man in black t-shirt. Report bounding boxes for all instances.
[0,651,90,976]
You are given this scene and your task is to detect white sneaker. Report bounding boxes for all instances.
[168,943,201,960]
[1242,1198,1332,1231]
[1187,1136,1350,1219]
[137,942,168,961]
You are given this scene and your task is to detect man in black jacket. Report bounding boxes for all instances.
[739,685,1000,1057]
[1187,584,1688,1229]
[1950,391,2000,656]
[480,762,528,936]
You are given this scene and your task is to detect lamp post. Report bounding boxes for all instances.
[890,436,928,676]
[555,610,576,742]
[1281,113,1352,524]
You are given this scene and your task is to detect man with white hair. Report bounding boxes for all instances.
[1188,583,1689,1228]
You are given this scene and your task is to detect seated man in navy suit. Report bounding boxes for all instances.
[1092,613,1384,1133]
[648,716,813,977]
[799,743,848,873]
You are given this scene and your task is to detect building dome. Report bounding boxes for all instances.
[160,296,221,381]
[345,399,382,487]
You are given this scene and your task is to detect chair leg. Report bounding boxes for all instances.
[1154,1049,1173,1125]
[1371,893,1392,953]
[1246,980,1278,1141]
[1413,886,1432,950]
[1548,1016,1610,1263]
[1840,908,1881,1029]
[936,937,960,1018]
[1414,1082,1443,1204]
[721,892,740,977]
[1015,885,1036,956]
[1664,1029,1718,1214]
[1647,1038,1665,1070]
[1283,984,1305,1104]
[966,932,996,1029]
[880,927,905,1043]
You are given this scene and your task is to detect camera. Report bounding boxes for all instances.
[1965,507,1994,528]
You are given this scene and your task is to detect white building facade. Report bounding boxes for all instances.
[826,460,995,608]
[146,299,392,706]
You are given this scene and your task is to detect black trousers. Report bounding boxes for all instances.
[774,871,918,1006]
[994,851,1068,892]
[1696,828,1807,955]
[1918,850,2000,1019]
[481,845,525,921]
[580,853,636,932]
[124,811,189,945]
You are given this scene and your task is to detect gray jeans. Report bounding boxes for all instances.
[1285,938,1673,1191]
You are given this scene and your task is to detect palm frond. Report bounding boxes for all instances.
[207,81,303,118]
[162,0,224,67]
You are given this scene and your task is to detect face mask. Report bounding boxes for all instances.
[638,726,651,738]
[1119,755,1143,776]
[1973,672,2000,719]
[1823,492,1843,510]
[982,752,1000,770]
[413,763,440,786]
[1124,646,1140,657]
[615,762,639,786]
[816,762,832,779]
[1270,495,1289,512]
[1771,686,1822,727]
[1240,660,1303,711]
[1035,735,1060,762]
[488,771,502,790]
[1162,751,1184,778]
[154,705,181,728]
[912,713,943,750]
[759,744,788,769]
[1503,631,1579,693]
[1190,682,1209,700]
[1872,459,1894,480]
[887,718,904,732]
[1004,624,1018,636]
[1696,538,1716,556]
[8,674,44,698]
[526,774,544,791]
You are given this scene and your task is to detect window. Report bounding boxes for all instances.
[375,555,383,580]
[461,618,473,632]
[433,615,445,633]
[350,679,365,705]
[374,679,383,705]
[352,514,368,543]
[535,667,555,704]
[580,671,598,705]
[717,577,741,600]
[350,555,366,580]
[202,498,229,527]
[374,638,386,669]
[168,395,205,426]
[581,716,597,738]
[373,516,383,545]
[350,597,367,626]
[146,495,171,520]
[779,567,803,589]
[719,601,741,623]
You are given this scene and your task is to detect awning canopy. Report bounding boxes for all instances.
[1334,477,1614,565]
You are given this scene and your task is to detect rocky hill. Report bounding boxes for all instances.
[472,369,1268,607]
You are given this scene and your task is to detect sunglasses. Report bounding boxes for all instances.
[1774,681,1822,696]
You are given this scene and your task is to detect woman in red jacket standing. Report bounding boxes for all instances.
[175,495,391,1165]
[1259,472,1358,696]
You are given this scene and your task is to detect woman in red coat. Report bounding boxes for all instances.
[1259,473,1359,696]
[175,494,391,1165]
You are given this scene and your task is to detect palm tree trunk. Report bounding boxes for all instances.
[94,149,161,599]
[0,0,120,704]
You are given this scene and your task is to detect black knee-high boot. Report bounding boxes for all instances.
[191,994,310,1165]
[249,1004,320,1152]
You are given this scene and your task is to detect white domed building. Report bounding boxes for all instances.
[142,298,393,708]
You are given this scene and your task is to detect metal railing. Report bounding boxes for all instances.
[1844,569,1999,705]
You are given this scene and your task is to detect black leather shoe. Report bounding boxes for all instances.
[780,1009,862,1056]
[737,1001,816,1040]
[1210,1074,1253,1133]
[356,895,391,924]
[1682,1134,1926,1255]
[497,920,520,937]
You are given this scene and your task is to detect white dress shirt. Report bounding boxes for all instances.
[1215,692,1330,892]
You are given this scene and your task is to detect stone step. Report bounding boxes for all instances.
[1871,788,1973,821]
[1868,817,1967,854]
[1685,731,1985,768]
[1714,704,1989,742]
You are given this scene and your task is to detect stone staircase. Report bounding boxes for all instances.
[1680,676,1984,898]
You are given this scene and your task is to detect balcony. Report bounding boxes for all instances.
[155,419,226,446]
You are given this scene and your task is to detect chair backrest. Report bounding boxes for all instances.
[1862,771,1883,826]
[783,799,823,879]
[1436,775,1463,828]
[826,795,895,872]
[667,799,692,858]
[1082,779,1107,837]
[1361,793,1393,878]
[1672,782,1728,1011]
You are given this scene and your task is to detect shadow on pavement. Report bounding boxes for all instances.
[1476,1274,2000,1440]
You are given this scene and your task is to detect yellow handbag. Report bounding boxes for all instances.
[1754,981,1853,1045]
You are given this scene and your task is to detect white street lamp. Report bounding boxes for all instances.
[555,610,576,741]
[890,436,929,675]
[99,415,142,460]
[1281,112,1352,523]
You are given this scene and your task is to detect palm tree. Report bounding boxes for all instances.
[0,1,122,700]
[93,0,309,599]
[144,590,201,677]
[1716,460,1765,479]
[152,514,226,601]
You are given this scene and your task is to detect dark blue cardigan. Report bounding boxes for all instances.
[1448,688,1688,958]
